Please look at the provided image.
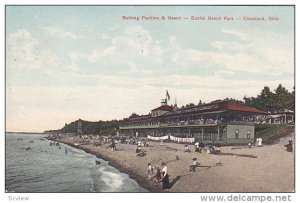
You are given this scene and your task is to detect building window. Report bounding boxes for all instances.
[247,130,251,139]
[235,129,239,139]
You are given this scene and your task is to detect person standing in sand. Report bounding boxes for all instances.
[194,142,199,152]
[111,140,116,151]
[147,162,153,179]
[155,167,161,182]
[161,162,169,190]
[190,158,198,172]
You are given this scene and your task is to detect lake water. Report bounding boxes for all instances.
[5,133,147,193]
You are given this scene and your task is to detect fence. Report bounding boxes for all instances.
[147,135,194,143]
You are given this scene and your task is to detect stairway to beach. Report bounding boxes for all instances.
[263,125,295,145]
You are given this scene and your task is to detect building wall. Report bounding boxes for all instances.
[226,124,255,144]
[120,123,255,144]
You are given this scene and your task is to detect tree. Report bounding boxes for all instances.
[129,113,139,118]
[273,84,292,112]
[257,86,275,113]
[243,96,257,108]
[243,84,294,113]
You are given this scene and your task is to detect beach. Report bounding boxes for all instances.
[51,134,294,193]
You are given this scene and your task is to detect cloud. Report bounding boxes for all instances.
[182,28,294,76]
[62,25,293,93]
[6,29,58,72]
[6,29,40,70]
[6,26,294,132]
[68,25,166,75]
[44,26,83,39]
[210,41,249,51]
[101,34,109,39]
[169,36,177,44]
[221,28,250,40]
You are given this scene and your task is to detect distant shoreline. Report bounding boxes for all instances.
[6,132,45,134]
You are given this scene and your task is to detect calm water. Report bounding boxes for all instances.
[5,133,147,193]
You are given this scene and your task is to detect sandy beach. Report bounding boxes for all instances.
[50,134,294,193]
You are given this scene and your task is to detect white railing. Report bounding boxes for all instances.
[170,135,195,143]
[147,135,168,141]
[147,135,194,143]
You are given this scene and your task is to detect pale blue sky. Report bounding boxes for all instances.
[6,6,294,132]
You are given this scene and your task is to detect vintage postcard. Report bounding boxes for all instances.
[5,4,295,198]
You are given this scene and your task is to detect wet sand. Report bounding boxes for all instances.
[50,134,294,192]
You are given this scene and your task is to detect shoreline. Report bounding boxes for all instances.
[48,138,162,192]
[46,134,294,193]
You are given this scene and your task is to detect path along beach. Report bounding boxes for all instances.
[50,134,294,193]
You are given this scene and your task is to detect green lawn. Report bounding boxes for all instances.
[255,124,288,142]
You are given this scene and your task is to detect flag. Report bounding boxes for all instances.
[166,90,170,101]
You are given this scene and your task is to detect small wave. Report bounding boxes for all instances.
[99,169,124,188]
[6,133,146,192]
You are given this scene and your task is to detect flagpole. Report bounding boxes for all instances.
[166,90,168,105]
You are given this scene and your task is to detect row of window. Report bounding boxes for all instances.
[235,129,251,139]
[133,122,160,127]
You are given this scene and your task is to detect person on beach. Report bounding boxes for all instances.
[184,145,190,152]
[147,162,153,179]
[258,138,262,147]
[161,162,169,190]
[190,158,198,172]
[111,141,116,151]
[136,145,142,153]
[65,147,67,154]
[195,142,200,152]
[155,167,162,183]
[285,139,294,152]
[199,142,205,153]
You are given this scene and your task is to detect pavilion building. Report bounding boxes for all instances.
[119,99,267,144]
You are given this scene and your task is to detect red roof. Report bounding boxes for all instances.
[123,100,266,123]
[221,101,266,114]
[160,100,266,118]
[151,105,174,112]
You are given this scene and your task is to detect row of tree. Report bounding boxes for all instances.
[243,84,294,113]
[45,119,121,135]
[190,84,294,113]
